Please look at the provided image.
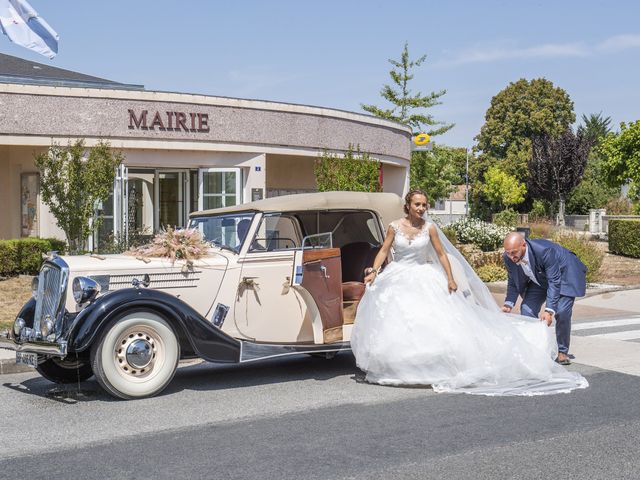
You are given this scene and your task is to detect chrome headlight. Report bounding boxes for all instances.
[72,276,100,305]
[31,276,39,300]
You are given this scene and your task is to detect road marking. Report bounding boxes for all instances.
[571,335,640,377]
[573,317,640,331]
[590,329,640,341]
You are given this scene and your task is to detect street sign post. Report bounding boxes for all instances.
[411,133,432,151]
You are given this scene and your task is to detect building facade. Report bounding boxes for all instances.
[0,54,411,247]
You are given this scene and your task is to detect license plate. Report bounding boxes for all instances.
[16,351,38,368]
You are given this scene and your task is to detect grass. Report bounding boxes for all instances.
[0,276,32,332]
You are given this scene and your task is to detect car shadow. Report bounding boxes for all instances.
[2,377,112,404]
[2,352,362,402]
[163,351,361,395]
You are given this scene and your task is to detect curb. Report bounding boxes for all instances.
[486,281,640,299]
[582,284,640,299]
[0,359,33,375]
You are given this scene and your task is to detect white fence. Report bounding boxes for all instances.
[432,209,640,234]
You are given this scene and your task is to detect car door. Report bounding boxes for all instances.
[290,232,345,344]
[234,214,313,343]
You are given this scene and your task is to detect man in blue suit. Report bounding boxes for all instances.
[501,232,587,365]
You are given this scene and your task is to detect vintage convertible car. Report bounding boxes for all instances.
[0,191,406,399]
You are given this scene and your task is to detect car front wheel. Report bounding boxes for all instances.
[36,356,93,384]
[90,311,180,400]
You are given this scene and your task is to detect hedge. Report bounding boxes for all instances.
[0,238,67,277]
[609,219,640,258]
[552,233,604,283]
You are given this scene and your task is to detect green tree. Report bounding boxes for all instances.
[598,120,640,200]
[410,143,461,203]
[577,112,612,146]
[566,150,618,214]
[483,166,526,209]
[566,113,617,214]
[361,42,453,136]
[35,140,123,253]
[474,78,575,182]
[314,145,381,192]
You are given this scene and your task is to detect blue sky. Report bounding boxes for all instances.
[2,0,639,148]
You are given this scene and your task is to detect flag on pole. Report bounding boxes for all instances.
[0,0,58,59]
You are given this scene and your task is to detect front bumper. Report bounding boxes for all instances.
[0,330,67,357]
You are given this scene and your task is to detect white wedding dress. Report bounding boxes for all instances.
[350,220,589,396]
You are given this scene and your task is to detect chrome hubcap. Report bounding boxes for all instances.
[115,329,159,377]
[126,339,153,369]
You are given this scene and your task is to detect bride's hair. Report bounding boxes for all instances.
[403,189,429,214]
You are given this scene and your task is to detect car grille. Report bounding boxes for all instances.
[33,259,69,336]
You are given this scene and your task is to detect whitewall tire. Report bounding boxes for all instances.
[91,311,180,400]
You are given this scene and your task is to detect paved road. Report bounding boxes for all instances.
[2,290,640,479]
[1,351,639,479]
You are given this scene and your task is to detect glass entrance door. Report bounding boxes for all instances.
[156,170,190,230]
[198,168,241,210]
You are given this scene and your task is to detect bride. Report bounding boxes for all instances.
[350,189,588,396]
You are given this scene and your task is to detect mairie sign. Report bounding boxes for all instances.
[411,133,432,151]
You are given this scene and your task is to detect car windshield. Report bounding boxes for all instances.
[189,212,255,252]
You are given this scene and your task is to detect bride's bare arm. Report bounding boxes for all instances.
[428,224,458,293]
[364,225,395,285]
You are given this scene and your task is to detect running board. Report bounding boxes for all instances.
[240,340,351,363]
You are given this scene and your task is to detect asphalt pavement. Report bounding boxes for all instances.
[2,287,640,478]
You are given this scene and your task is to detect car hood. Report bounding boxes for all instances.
[60,249,231,274]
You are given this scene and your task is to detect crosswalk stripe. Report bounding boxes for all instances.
[590,329,640,341]
[573,317,640,331]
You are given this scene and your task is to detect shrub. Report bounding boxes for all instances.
[476,262,508,282]
[528,200,550,223]
[450,217,512,252]
[608,219,640,258]
[0,240,19,277]
[493,208,519,228]
[529,222,554,240]
[43,237,67,254]
[315,145,380,192]
[605,197,634,215]
[0,238,67,276]
[441,225,458,246]
[552,232,604,283]
[16,238,52,275]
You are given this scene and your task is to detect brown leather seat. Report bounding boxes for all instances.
[342,281,366,301]
[340,242,380,303]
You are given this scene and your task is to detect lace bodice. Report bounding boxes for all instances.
[390,219,432,265]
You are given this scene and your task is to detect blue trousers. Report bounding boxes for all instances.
[520,283,575,354]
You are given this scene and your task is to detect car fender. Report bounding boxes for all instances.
[66,288,241,363]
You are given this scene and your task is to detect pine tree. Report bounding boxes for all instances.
[361,42,453,136]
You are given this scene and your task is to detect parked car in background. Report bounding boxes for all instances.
[1,192,404,399]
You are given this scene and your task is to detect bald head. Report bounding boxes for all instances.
[503,232,526,263]
[504,232,525,250]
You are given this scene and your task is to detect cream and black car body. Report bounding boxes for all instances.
[0,192,404,399]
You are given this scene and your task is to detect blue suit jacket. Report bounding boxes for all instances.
[503,239,587,312]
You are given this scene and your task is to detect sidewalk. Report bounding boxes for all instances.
[2,286,640,376]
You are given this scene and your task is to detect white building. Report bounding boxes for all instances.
[0,53,411,248]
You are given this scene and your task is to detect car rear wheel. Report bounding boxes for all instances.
[91,311,180,400]
[36,357,93,384]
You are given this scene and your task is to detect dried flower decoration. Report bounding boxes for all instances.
[128,227,209,271]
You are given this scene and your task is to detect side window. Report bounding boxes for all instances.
[331,212,383,247]
[250,214,301,252]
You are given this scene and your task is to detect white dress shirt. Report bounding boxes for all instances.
[504,246,555,315]
[518,247,540,286]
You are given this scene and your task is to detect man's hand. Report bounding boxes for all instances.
[501,305,512,313]
[541,311,553,326]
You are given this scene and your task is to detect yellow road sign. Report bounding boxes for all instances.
[413,133,430,146]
